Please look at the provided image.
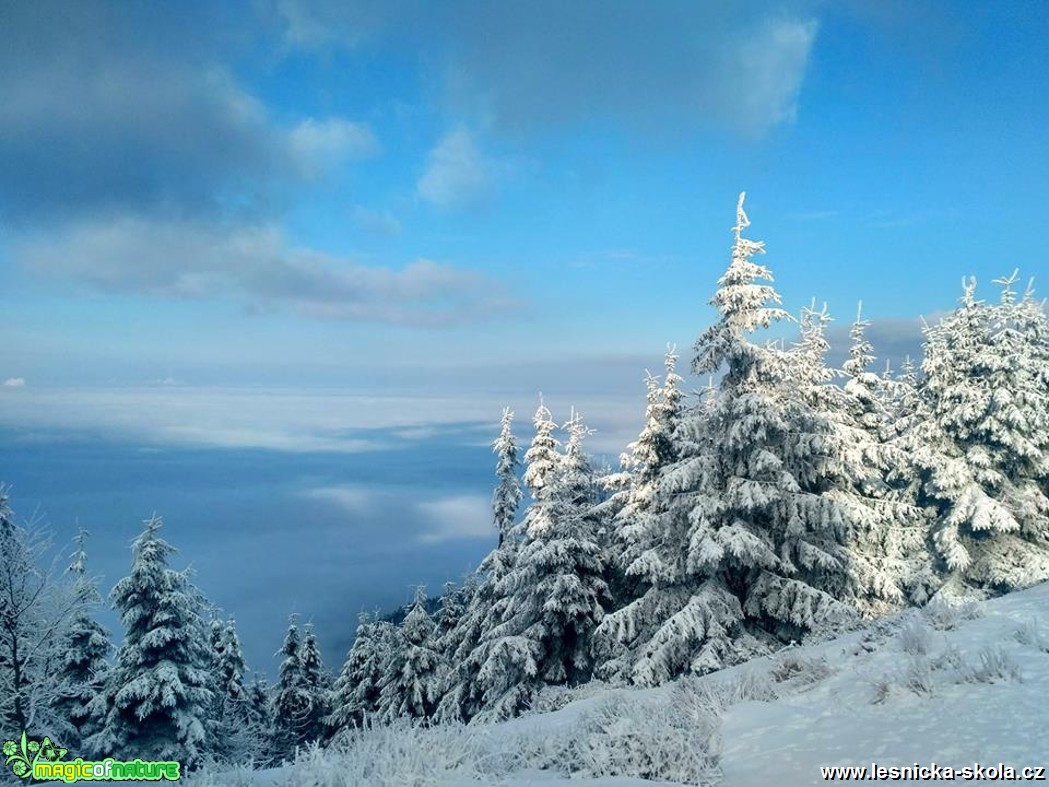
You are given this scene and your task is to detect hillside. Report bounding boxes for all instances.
[186,582,1049,786]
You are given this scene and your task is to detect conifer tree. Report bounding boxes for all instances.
[328,613,400,735]
[87,516,213,767]
[271,617,309,759]
[51,528,111,748]
[472,409,608,719]
[493,408,523,547]
[915,274,1049,594]
[377,587,442,722]
[297,625,331,742]
[600,194,855,687]
[208,616,265,765]
[798,303,934,616]
[594,354,685,682]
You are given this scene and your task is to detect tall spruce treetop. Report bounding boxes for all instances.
[693,192,793,381]
[87,516,212,767]
[492,408,523,547]
[523,397,562,538]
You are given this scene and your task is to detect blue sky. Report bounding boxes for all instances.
[1,0,1047,673]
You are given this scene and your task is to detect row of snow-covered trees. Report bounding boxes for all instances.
[0,499,330,769]
[325,192,1049,733]
[3,192,1047,765]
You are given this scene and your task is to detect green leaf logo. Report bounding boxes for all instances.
[3,731,68,779]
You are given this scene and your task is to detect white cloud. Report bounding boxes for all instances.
[15,217,511,326]
[417,494,494,543]
[417,129,496,211]
[290,117,379,177]
[2,378,26,387]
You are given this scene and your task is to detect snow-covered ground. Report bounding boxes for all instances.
[187,583,1049,786]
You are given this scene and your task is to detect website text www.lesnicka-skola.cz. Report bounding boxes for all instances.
[820,763,1046,781]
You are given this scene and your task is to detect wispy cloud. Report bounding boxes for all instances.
[417,128,498,211]
[290,118,380,177]
[2,378,26,388]
[350,205,403,237]
[15,218,512,326]
[278,2,819,138]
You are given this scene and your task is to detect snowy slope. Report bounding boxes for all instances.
[187,584,1049,786]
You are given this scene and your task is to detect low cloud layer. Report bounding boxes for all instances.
[417,494,494,543]
[15,217,508,326]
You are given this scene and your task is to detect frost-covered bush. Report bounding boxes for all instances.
[902,654,936,696]
[529,679,613,714]
[921,597,983,631]
[896,618,934,656]
[965,646,1022,684]
[770,653,834,687]
[1013,619,1049,653]
[530,687,722,786]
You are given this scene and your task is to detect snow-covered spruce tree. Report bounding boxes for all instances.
[798,303,936,616]
[244,672,274,750]
[604,193,856,688]
[271,618,330,756]
[472,408,608,720]
[86,516,213,768]
[50,528,111,748]
[270,617,308,759]
[376,586,443,723]
[297,625,332,742]
[436,403,548,723]
[432,575,485,724]
[0,488,84,736]
[493,407,523,547]
[914,273,1049,595]
[594,349,685,682]
[207,615,271,765]
[327,613,396,735]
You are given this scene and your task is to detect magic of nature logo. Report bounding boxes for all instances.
[3,731,180,782]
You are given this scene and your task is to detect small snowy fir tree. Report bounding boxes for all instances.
[86,516,213,768]
[432,575,486,724]
[297,624,331,743]
[327,613,394,736]
[377,587,443,722]
[207,615,269,765]
[271,617,309,759]
[595,348,685,682]
[438,399,561,722]
[51,528,111,748]
[915,273,1049,595]
[472,409,608,720]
